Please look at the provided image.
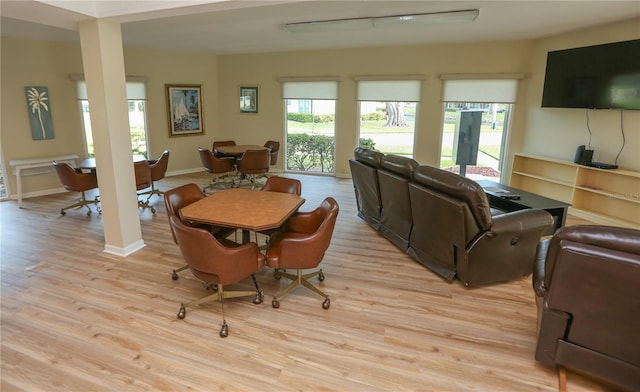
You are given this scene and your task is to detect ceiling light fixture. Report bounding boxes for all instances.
[283,9,479,33]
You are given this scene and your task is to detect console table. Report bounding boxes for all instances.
[9,154,78,208]
[477,179,570,235]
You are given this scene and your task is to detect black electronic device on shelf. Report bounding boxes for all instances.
[586,162,618,170]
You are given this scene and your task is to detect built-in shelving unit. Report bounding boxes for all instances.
[510,153,640,229]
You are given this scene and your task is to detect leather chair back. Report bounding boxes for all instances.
[149,150,170,182]
[169,215,265,285]
[264,140,280,166]
[237,149,270,175]
[198,147,235,174]
[533,225,640,391]
[212,140,236,158]
[53,161,98,192]
[267,197,339,270]
[260,176,301,195]
[133,160,152,191]
[164,183,207,244]
[349,147,384,229]
[377,154,418,250]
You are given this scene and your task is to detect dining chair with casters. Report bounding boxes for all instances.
[264,140,280,166]
[212,140,237,160]
[134,160,156,214]
[198,147,237,192]
[256,176,302,249]
[169,215,265,338]
[53,161,101,216]
[164,183,236,280]
[236,149,271,189]
[266,197,339,310]
[138,150,169,203]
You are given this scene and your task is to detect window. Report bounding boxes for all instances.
[439,78,519,182]
[357,79,422,157]
[283,81,338,174]
[76,80,148,158]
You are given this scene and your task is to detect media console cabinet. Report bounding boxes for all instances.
[509,153,640,229]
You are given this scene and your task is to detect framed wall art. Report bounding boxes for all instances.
[239,86,259,114]
[25,86,55,140]
[166,84,204,136]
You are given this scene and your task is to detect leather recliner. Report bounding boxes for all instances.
[348,147,384,230]
[533,225,640,391]
[377,154,419,250]
[407,165,554,286]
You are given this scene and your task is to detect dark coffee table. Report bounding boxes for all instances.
[476,180,571,234]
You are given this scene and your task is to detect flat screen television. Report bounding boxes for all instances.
[541,39,640,110]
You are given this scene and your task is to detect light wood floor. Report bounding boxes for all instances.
[1,172,611,392]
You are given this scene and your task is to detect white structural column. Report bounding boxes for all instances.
[78,19,145,256]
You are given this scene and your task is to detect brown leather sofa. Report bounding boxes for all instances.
[377,154,419,250]
[408,165,554,286]
[533,225,640,391]
[349,147,384,230]
[349,147,555,286]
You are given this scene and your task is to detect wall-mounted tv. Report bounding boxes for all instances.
[541,39,640,110]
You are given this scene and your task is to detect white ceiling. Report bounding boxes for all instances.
[1,0,639,54]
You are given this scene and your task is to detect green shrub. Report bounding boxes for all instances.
[361,112,386,121]
[359,138,376,149]
[287,113,335,123]
[287,133,334,172]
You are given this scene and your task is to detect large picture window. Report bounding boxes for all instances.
[283,81,338,174]
[357,79,422,157]
[76,80,149,158]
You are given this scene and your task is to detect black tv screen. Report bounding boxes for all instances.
[541,39,640,110]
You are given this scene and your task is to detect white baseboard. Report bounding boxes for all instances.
[104,240,146,257]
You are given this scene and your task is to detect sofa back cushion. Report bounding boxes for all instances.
[349,147,384,227]
[412,165,492,231]
[377,154,419,250]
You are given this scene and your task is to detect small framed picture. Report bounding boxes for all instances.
[166,84,204,136]
[239,86,259,114]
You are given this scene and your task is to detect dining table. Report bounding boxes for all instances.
[179,188,305,244]
[214,144,269,159]
[78,154,147,170]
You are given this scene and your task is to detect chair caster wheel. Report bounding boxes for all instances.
[253,293,263,304]
[272,299,280,308]
[322,298,330,309]
[171,271,179,280]
[274,272,282,280]
[177,305,186,319]
[150,207,156,214]
[318,270,325,282]
[61,209,66,216]
[219,321,229,338]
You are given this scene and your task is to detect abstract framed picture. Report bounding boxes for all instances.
[25,86,55,140]
[166,84,204,136]
[239,86,259,114]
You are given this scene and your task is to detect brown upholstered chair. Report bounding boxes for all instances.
[264,140,280,166]
[266,197,339,309]
[163,183,236,280]
[212,140,236,159]
[407,165,554,286]
[134,160,156,213]
[169,215,265,337]
[236,149,271,189]
[256,176,303,248]
[139,150,169,203]
[348,147,384,230]
[533,225,640,392]
[53,161,100,216]
[198,147,236,192]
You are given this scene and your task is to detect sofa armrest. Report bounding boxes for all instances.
[490,209,554,236]
[533,238,551,297]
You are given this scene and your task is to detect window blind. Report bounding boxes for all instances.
[442,79,518,103]
[357,80,422,102]
[76,81,146,100]
[282,81,338,99]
